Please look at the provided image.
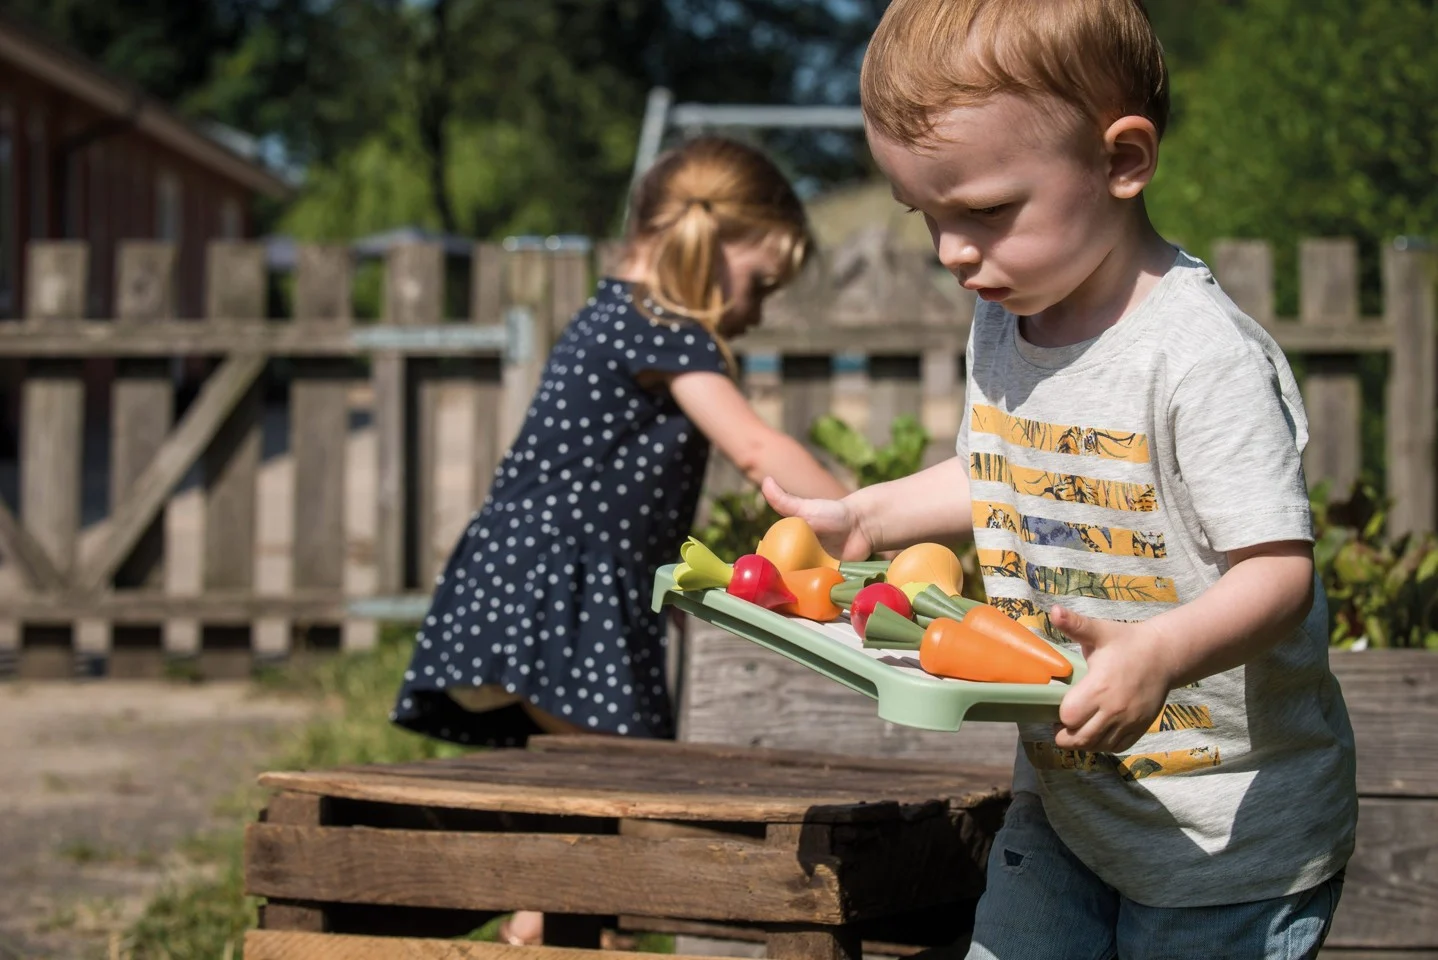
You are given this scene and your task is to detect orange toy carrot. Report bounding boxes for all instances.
[779,566,847,621]
[860,605,1067,684]
[961,604,1073,680]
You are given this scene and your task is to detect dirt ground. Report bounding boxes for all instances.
[0,681,315,960]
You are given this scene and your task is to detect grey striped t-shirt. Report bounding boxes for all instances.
[957,250,1356,907]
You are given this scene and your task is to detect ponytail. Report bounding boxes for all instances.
[623,137,812,378]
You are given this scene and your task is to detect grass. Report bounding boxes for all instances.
[115,624,674,959]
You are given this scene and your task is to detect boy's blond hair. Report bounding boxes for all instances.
[861,0,1169,146]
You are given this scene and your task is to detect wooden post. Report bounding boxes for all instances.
[920,347,961,469]
[376,243,442,594]
[763,824,861,960]
[498,248,550,454]
[1298,238,1363,497]
[20,242,87,677]
[106,242,177,675]
[1385,243,1437,537]
[1212,240,1275,326]
[289,246,353,653]
[203,242,267,673]
[471,244,505,508]
[254,792,331,932]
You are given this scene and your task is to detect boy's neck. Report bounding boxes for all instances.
[1019,207,1176,349]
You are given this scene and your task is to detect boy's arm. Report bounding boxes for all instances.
[1051,540,1314,754]
[762,456,973,561]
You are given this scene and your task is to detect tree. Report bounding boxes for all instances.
[1146,0,1438,311]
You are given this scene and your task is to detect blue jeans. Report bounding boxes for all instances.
[965,793,1345,960]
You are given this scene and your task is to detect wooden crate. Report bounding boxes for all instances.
[243,735,1013,960]
[679,631,1438,958]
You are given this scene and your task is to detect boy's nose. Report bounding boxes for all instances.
[936,232,981,272]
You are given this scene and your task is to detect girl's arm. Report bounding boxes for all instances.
[668,371,849,500]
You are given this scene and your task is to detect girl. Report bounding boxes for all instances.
[392,136,847,750]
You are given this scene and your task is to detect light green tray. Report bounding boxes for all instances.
[653,563,1086,732]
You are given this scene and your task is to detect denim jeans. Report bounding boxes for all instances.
[965,792,1345,960]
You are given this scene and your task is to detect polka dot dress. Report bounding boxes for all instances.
[392,278,727,745]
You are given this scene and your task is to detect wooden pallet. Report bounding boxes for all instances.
[244,735,1012,960]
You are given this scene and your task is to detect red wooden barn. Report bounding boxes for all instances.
[0,12,291,451]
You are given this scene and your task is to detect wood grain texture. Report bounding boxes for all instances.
[1332,649,1438,798]
[203,242,267,594]
[1300,239,1364,494]
[112,242,177,590]
[74,354,268,593]
[21,243,88,580]
[766,928,861,960]
[0,493,65,590]
[677,623,1023,770]
[1384,245,1437,537]
[245,931,728,960]
[245,824,847,923]
[1326,798,1438,949]
[292,246,353,597]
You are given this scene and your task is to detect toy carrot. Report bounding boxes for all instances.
[860,605,1067,684]
[961,604,1073,680]
[779,566,847,621]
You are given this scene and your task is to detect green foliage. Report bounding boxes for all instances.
[1312,482,1438,649]
[692,414,931,563]
[1147,0,1438,314]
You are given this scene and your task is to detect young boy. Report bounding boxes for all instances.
[763,1,1357,956]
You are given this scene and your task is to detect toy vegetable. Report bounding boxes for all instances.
[673,538,734,590]
[849,582,913,640]
[885,542,964,597]
[757,517,840,573]
[779,566,847,621]
[728,554,796,610]
[754,517,877,578]
[909,584,982,623]
[861,605,1071,684]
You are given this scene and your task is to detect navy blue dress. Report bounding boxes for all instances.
[392,278,727,745]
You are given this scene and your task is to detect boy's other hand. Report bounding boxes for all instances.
[1051,606,1173,754]
[761,477,875,561]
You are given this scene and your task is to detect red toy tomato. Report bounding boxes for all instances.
[726,554,797,610]
[850,582,913,640]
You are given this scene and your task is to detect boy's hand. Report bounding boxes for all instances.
[1051,606,1173,754]
[761,477,875,561]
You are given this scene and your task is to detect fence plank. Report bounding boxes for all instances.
[21,243,88,576]
[19,243,87,675]
[112,243,176,591]
[499,249,550,455]
[1299,239,1363,496]
[471,244,505,508]
[1326,797,1438,950]
[377,243,442,593]
[921,348,961,469]
[1212,240,1275,324]
[868,355,922,452]
[1384,244,1437,537]
[203,243,266,603]
[75,354,268,593]
[782,356,831,458]
[290,246,353,655]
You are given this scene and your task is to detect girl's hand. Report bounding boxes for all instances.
[761,477,874,561]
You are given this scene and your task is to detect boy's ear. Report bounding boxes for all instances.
[1103,116,1160,199]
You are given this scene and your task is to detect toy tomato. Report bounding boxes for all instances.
[849,582,913,641]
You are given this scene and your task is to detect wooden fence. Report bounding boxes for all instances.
[0,234,1432,679]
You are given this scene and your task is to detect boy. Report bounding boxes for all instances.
[762,1,1357,956]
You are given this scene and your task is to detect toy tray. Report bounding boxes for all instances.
[653,563,1086,732]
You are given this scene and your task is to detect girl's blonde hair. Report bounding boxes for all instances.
[624,136,812,373]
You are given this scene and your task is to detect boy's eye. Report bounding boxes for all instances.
[971,204,1008,217]
[902,204,920,215]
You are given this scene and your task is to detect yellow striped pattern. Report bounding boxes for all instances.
[971,404,1150,463]
[973,500,1167,558]
[971,453,1158,513]
[1024,742,1222,780]
[977,549,1180,603]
